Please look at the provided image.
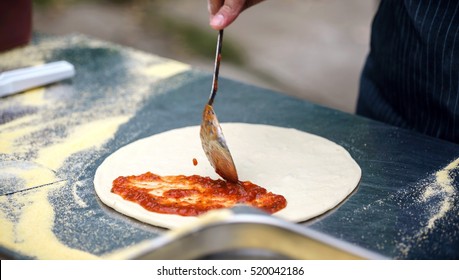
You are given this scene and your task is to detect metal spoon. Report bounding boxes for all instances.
[200,29,239,183]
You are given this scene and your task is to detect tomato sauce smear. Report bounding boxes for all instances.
[111,172,287,216]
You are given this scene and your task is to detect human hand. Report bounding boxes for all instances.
[208,0,265,30]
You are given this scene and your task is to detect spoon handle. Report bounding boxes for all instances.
[208,29,224,106]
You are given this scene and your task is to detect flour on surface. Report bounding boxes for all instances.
[395,157,458,258]
[0,34,192,259]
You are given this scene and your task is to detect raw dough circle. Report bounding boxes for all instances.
[94,123,361,229]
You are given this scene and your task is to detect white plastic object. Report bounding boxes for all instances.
[0,61,75,98]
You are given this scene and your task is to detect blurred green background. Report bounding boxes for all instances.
[33,0,245,64]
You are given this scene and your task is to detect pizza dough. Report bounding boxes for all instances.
[94,123,361,229]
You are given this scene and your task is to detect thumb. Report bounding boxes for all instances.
[210,0,246,30]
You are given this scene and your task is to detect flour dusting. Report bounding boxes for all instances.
[0,34,190,259]
[395,157,458,258]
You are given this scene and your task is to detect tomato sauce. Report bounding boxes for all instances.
[111,172,287,216]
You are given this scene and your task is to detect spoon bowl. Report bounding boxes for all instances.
[200,104,238,182]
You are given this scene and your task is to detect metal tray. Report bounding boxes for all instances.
[112,206,386,260]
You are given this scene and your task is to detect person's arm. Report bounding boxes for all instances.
[208,0,265,30]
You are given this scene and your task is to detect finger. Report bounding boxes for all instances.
[210,0,246,30]
[209,0,266,30]
[208,0,224,16]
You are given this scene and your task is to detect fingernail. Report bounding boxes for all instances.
[210,14,224,27]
